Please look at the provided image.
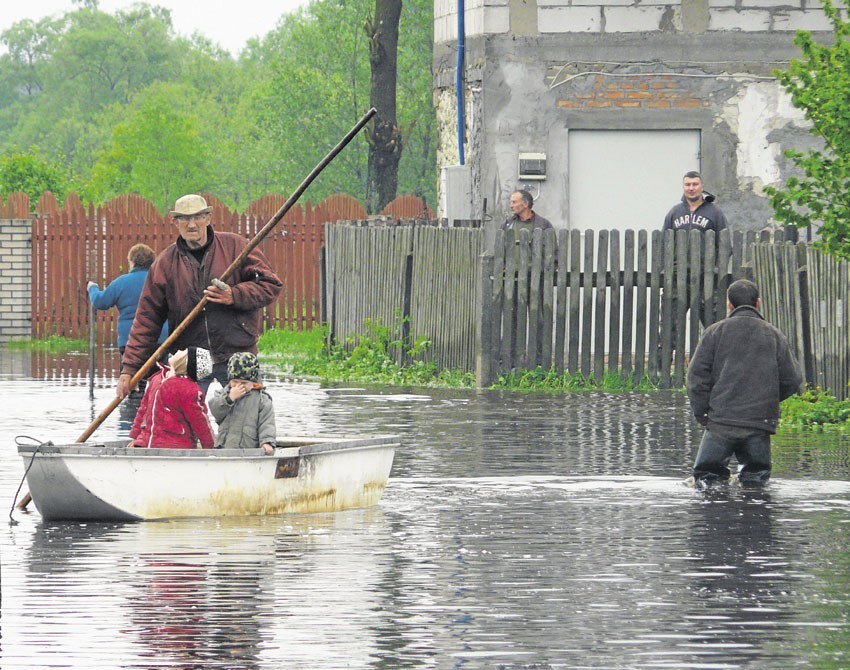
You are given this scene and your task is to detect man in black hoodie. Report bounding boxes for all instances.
[658,171,730,371]
[663,170,729,234]
[686,279,803,488]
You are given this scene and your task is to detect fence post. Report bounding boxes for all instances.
[0,218,33,342]
[476,251,496,387]
[796,243,814,387]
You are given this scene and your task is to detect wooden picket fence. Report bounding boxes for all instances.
[8,190,849,395]
[752,242,850,399]
[480,227,794,389]
[325,222,483,371]
[323,225,834,392]
[15,191,432,347]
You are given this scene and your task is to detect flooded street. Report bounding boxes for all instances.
[2,348,849,668]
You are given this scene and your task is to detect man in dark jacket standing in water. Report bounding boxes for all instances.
[117,194,283,398]
[686,279,803,488]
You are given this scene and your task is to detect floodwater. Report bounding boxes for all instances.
[1,349,849,669]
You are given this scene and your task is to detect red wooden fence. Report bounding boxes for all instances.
[17,191,431,347]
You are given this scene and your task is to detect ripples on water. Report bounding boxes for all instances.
[1,350,849,668]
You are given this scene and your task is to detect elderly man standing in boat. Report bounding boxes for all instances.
[116,194,283,398]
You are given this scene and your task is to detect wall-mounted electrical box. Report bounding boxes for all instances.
[518,152,546,180]
[440,164,473,222]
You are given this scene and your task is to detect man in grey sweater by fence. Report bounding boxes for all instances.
[686,279,803,488]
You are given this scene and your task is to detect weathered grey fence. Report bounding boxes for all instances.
[752,242,849,399]
[479,228,791,389]
[324,223,483,370]
[322,224,850,394]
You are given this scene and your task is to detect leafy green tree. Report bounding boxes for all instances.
[0,0,436,210]
[766,0,850,259]
[247,1,372,201]
[247,0,435,208]
[1,4,182,188]
[89,82,212,211]
[394,0,436,209]
[0,151,67,202]
[0,18,59,98]
[49,5,180,104]
[178,38,262,208]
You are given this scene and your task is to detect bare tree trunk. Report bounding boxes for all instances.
[364,0,403,214]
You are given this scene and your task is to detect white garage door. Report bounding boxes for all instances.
[568,130,701,233]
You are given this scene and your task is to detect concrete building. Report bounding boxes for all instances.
[433,0,830,236]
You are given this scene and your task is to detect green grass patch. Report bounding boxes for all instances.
[259,321,475,388]
[243,325,849,433]
[7,336,89,352]
[492,367,660,393]
[258,326,325,372]
[780,387,850,431]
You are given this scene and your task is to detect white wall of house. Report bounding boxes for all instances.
[433,0,828,237]
[568,129,700,234]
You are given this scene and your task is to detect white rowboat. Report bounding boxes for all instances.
[18,435,397,522]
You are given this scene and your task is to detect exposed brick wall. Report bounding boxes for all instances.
[554,74,709,110]
[0,219,32,342]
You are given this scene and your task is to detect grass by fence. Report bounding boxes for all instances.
[322,224,850,397]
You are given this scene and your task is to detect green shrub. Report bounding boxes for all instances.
[780,387,850,431]
[258,320,475,388]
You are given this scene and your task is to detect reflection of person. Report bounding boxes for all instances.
[87,243,168,355]
[686,279,803,487]
[129,347,215,449]
[683,489,792,657]
[127,558,265,667]
[117,194,283,398]
[208,352,276,454]
[500,190,552,234]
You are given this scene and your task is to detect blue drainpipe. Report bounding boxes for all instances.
[456,0,466,165]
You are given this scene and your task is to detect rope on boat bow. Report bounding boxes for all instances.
[9,436,53,522]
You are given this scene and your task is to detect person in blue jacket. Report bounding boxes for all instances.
[87,243,168,355]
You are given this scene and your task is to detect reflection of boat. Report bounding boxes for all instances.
[18,435,397,522]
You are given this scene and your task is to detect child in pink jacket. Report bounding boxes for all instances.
[129,347,215,449]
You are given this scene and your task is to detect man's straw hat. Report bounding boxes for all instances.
[170,194,212,217]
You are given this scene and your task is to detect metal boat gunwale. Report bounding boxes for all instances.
[18,433,399,521]
[18,434,400,459]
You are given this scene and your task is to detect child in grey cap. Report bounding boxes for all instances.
[208,352,276,454]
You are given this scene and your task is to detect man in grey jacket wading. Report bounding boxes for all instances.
[686,279,803,487]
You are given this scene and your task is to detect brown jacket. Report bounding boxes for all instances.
[121,229,283,375]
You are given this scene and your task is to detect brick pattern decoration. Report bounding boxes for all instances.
[0,219,32,342]
[553,74,709,110]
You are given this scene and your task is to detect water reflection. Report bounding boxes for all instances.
[121,521,272,668]
[677,490,792,665]
[1,348,850,668]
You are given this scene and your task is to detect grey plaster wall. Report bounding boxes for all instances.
[433,0,829,236]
